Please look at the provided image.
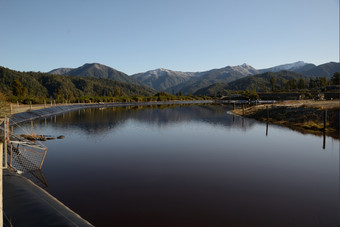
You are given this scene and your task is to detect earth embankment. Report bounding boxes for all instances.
[232,100,339,138]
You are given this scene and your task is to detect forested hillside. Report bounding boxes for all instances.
[0,66,156,103]
[49,63,142,85]
[194,71,339,96]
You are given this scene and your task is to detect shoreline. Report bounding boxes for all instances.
[2,100,214,126]
[231,100,339,139]
[2,99,339,138]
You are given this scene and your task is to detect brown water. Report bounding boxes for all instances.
[15,104,339,227]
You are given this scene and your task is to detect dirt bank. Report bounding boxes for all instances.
[232,100,339,139]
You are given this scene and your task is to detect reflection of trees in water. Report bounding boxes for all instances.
[25,104,257,135]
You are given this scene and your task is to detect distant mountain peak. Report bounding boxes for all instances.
[48,67,73,75]
[48,63,142,85]
[241,63,251,67]
[259,61,311,73]
[156,68,171,73]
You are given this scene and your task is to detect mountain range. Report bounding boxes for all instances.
[49,61,339,95]
[194,71,307,96]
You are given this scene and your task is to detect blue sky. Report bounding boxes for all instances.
[0,0,338,74]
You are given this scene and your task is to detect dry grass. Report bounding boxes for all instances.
[232,100,339,138]
[0,103,53,124]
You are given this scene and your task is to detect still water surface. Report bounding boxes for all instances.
[15,104,339,227]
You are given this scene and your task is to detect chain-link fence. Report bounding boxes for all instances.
[1,117,49,188]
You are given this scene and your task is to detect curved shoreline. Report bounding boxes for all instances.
[231,100,339,139]
[8,100,214,126]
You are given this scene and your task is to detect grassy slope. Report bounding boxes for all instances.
[232,100,339,138]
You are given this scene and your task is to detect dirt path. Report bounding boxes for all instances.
[0,104,52,125]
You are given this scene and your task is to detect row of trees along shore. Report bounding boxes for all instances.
[1,90,212,105]
[267,73,339,92]
[249,73,338,100]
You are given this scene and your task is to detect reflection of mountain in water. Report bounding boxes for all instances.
[25,104,258,135]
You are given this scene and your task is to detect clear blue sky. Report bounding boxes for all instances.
[0,0,339,75]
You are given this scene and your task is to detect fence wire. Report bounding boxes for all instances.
[1,117,49,188]
[7,143,48,187]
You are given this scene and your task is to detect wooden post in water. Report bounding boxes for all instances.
[0,142,3,227]
[233,103,236,110]
[266,106,269,136]
[323,109,327,131]
[322,109,327,149]
[266,106,269,119]
[322,131,326,149]
[242,104,245,116]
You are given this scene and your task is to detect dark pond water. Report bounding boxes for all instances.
[15,104,339,227]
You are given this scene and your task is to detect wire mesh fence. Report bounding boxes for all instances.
[8,143,47,171]
[1,117,49,188]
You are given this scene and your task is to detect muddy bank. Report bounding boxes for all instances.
[232,101,339,139]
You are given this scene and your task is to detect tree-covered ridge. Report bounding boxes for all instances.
[131,68,195,91]
[0,66,156,103]
[194,71,340,96]
[130,62,339,94]
[49,63,142,85]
